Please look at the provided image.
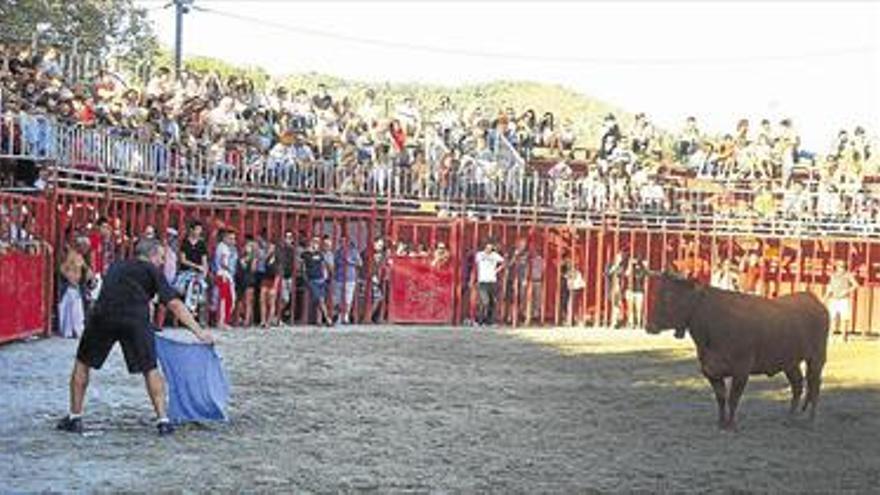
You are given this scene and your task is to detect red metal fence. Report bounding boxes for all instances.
[37,188,880,337]
[0,192,52,343]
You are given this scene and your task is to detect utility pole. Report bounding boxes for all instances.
[173,0,192,80]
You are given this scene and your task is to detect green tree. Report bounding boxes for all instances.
[0,0,158,68]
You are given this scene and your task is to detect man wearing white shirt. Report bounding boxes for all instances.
[357,89,381,127]
[474,241,505,326]
[396,97,421,136]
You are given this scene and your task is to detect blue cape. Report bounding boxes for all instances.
[155,333,230,424]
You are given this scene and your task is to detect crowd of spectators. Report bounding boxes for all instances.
[1,44,878,229]
[0,202,40,255]
[54,214,477,334]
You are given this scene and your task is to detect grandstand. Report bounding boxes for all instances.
[2,39,880,342]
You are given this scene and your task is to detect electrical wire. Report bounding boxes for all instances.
[191,4,875,67]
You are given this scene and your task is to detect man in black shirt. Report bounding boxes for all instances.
[56,239,213,436]
[302,235,331,325]
[175,221,209,316]
[179,221,208,275]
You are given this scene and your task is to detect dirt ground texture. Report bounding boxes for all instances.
[1,327,879,493]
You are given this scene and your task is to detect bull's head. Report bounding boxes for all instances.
[645,270,701,339]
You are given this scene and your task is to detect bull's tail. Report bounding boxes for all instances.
[801,302,829,419]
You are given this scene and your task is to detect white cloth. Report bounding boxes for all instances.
[475,251,504,283]
[828,298,851,319]
[58,286,84,339]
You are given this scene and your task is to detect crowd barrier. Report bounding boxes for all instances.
[43,190,880,337]
[0,251,48,344]
[0,192,52,344]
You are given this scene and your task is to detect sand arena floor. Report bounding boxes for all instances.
[1,326,879,493]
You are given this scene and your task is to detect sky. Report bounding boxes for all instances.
[139,0,880,151]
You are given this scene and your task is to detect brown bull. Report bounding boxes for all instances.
[646,272,829,430]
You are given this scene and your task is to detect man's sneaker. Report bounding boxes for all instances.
[56,416,83,434]
[157,421,175,436]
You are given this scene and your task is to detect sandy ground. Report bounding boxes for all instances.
[1,326,879,493]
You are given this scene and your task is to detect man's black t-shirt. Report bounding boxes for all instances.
[180,238,207,272]
[313,94,332,111]
[277,244,295,278]
[302,250,325,281]
[94,259,179,320]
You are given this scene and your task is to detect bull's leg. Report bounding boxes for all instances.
[803,358,825,421]
[726,375,749,431]
[706,376,727,429]
[784,366,804,415]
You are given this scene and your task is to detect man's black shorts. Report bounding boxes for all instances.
[76,312,157,374]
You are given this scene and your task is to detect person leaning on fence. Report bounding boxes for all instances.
[175,221,210,317]
[824,260,859,340]
[56,238,214,436]
[260,243,281,328]
[213,230,238,330]
[334,238,362,325]
[276,231,296,322]
[474,240,506,327]
[369,239,391,324]
[625,256,648,329]
[58,236,92,339]
[302,236,332,326]
[605,252,627,328]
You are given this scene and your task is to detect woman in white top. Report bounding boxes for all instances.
[710,258,739,292]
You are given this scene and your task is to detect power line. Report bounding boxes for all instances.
[192,5,875,67]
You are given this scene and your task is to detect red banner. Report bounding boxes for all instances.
[0,252,46,344]
[388,257,454,324]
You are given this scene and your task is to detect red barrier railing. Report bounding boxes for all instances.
[43,189,880,336]
[0,251,48,344]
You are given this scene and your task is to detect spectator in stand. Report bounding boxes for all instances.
[597,113,621,160]
[396,96,421,137]
[558,118,577,153]
[824,260,858,340]
[537,112,556,149]
[677,116,700,161]
[852,126,871,161]
[715,134,737,179]
[474,240,505,327]
[357,88,381,128]
[777,118,800,185]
